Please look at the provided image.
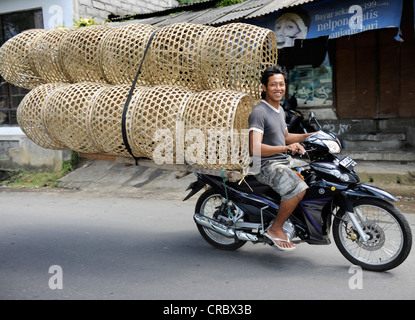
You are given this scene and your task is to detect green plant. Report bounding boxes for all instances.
[178,0,246,7]
[216,0,245,7]
[178,0,199,5]
[0,152,80,188]
[73,17,98,28]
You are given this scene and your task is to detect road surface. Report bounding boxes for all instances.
[1,189,414,301]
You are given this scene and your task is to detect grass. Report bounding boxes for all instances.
[0,153,79,188]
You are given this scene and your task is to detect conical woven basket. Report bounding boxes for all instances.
[43,83,109,153]
[30,28,74,83]
[201,23,278,99]
[89,84,147,158]
[59,25,112,83]
[98,23,158,85]
[128,85,194,162]
[17,83,69,150]
[147,23,213,90]
[0,29,47,89]
[179,89,254,170]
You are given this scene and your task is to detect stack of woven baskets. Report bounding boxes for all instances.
[0,22,278,171]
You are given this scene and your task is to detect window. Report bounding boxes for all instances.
[288,53,333,108]
[0,8,43,126]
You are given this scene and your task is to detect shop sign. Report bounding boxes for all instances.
[272,0,404,48]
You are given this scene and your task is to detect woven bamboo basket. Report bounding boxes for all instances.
[98,23,158,85]
[179,89,254,170]
[59,25,112,83]
[147,23,213,90]
[30,28,74,83]
[128,85,194,162]
[0,29,47,89]
[89,84,147,158]
[43,83,109,153]
[201,23,278,99]
[17,83,69,150]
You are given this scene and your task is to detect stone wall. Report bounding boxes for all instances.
[74,0,179,23]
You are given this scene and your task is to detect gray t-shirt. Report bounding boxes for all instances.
[248,100,287,162]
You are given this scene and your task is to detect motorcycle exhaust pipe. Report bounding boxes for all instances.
[194,213,258,242]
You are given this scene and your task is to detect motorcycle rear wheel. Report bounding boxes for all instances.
[333,198,412,272]
[194,189,246,250]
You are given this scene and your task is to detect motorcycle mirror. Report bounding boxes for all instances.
[308,112,322,130]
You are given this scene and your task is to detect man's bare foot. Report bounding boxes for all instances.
[265,228,296,251]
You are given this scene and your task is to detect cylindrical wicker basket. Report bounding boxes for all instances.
[59,25,112,83]
[0,29,47,89]
[89,84,147,158]
[43,82,109,153]
[17,83,69,150]
[201,23,278,99]
[1,23,278,98]
[98,23,158,85]
[30,28,74,83]
[147,23,213,90]
[179,89,254,170]
[128,85,194,162]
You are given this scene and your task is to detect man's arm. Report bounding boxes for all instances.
[250,130,315,157]
[285,130,314,145]
[285,130,314,155]
[249,130,288,157]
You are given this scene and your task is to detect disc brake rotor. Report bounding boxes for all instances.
[356,221,386,251]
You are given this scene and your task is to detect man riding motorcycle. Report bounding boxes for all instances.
[248,65,313,250]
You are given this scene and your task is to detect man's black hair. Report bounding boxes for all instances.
[260,66,288,99]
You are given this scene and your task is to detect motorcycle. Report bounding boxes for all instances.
[183,114,412,272]
[283,95,315,134]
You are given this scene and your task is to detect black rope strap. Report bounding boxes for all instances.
[121,29,158,165]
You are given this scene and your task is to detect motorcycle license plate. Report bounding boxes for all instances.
[339,156,357,171]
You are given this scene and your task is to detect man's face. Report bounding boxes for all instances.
[262,73,286,104]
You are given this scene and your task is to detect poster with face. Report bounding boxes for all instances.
[274,10,310,48]
[272,0,404,47]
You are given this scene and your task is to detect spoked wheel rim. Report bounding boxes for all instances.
[199,193,237,245]
[337,204,404,267]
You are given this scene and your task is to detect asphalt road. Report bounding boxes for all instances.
[1,189,414,301]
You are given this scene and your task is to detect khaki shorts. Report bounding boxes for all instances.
[255,157,308,201]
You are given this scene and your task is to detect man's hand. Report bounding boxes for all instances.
[286,143,306,155]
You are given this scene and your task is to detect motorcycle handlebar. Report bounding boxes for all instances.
[287,148,311,157]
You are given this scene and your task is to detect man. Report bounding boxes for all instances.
[248,65,313,251]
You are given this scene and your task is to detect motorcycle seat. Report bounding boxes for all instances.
[227,175,280,198]
[206,174,281,203]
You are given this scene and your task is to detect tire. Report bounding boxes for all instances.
[333,198,412,272]
[194,189,246,250]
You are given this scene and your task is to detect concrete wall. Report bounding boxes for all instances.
[319,118,415,145]
[0,128,72,171]
[0,0,74,29]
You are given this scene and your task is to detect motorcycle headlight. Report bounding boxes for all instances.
[332,169,349,180]
[322,139,341,154]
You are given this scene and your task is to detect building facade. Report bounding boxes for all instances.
[1,0,414,170]
[246,0,415,160]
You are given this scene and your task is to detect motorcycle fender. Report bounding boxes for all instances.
[183,179,206,201]
[345,183,398,202]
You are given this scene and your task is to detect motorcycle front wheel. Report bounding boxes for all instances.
[333,198,412,272]
[194,189,246,250]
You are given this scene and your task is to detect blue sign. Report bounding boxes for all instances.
[269,0,404,47]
